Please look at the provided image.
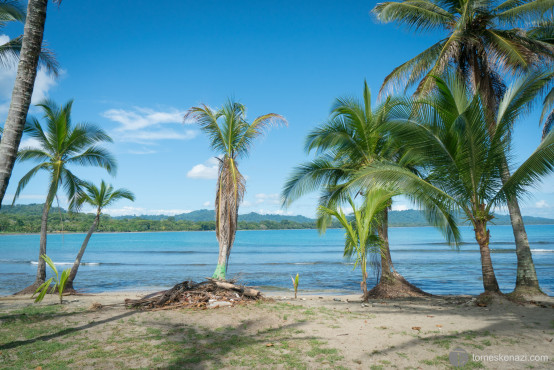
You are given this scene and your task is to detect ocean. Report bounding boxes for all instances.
[0,225,553,296]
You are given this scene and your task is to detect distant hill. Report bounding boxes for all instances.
[388,210,554,226]
[116,209,314,223]
[2,204,553,231]
[0,203,66,215]
[113,207,554,226]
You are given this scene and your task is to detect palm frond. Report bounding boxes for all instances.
[496,0,554,25]
[66,146,117,175]
[11,163,49,204]
[372,0,454,32]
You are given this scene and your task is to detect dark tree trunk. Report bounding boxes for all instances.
[0,0,49,207]
[365,208,430,299]
[65,210,100,291]
[474,220,501,293]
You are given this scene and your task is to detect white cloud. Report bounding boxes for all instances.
[535,200,549,209]
[391,203,409,211]
[18,137,42,149]
[203,201,211,207]
[254,193,280,205]
[102,106,197,144]
[118,129,197,143]
[256,209,294,215]
[103,107,188,131]
[187,157,219,180]
[102,206,191,217]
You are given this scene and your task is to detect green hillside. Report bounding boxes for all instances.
[1,203,552,233]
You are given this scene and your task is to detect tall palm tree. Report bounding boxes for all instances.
[318,189,392,299]
[283,82,459,298]
[350,75,554,293]
[65,180,134,291]
[13,99,116,293]
[0,0,60,208]
[184,100,286,280]
[527,16,554,139]
[0,0,57,71]
[372,0,554,295]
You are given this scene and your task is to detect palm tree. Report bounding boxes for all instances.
[350,75,554,294]
[282,82,459,298]
[65,180,134,291]
[0,0,60,208]
[527,16,554,139]
[184,100,286,280]
[318,190,392,299]
[13,99,116,293]
[0,0,58,71]
[372,0,554,295]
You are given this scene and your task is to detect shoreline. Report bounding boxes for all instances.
[2,223,554,236]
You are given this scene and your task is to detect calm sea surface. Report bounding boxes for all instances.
[0,225,553,296]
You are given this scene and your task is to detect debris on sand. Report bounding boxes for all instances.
[124,279,266,310]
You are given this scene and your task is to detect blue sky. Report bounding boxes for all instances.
[1,0,553,218]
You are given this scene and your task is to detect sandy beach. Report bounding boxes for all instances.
[1,291,552,369]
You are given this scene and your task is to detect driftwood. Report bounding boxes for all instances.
[125,279,264,310]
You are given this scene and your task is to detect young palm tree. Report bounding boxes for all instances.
[13,99,116,293]
[350,75,554,293]
[372,0,554,295]
[65,180,134,291]
[184,100,286,280]
[0,0,60,208]
[318,189,392,299]
[283,82,459,298]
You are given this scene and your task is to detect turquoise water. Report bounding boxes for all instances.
[0,225,553,295]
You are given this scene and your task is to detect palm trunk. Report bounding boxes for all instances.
[0,0,49,207]
[361,255,368,298]
[366,207,429,298]
[470,57,542,295]
[65,210,100,291]
[499,158,542,295]
[15,193,54,294]
[474,220,501,293]
[213,242,229,280]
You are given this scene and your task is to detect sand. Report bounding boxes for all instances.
[0,291,553,369]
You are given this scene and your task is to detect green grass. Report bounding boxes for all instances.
[0,303,346,369]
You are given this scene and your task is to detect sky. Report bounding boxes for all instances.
[1,0,553,218]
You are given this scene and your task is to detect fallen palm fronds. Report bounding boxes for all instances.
[124,278,266,310]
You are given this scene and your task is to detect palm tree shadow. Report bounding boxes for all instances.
[153,319,313,369]
[0,310,137,350]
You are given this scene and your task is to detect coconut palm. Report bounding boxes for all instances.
[65,180,134,291]
[13,99,116,293]
[350,74,554,294]
[0,0,60,208]
[282,82,459,298]
[184,100,286,280]
[0,0,58,71]
[318,189,392,299]
[527,16,554,139]
[372,0,554,295]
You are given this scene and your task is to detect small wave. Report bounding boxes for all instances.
[531,249,554,253]
[30,261,99,266]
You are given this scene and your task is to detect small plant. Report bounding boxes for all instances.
[291,273,299,299]
[33,254,70,304]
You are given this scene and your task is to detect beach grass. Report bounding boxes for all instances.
[1,294,553,369]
